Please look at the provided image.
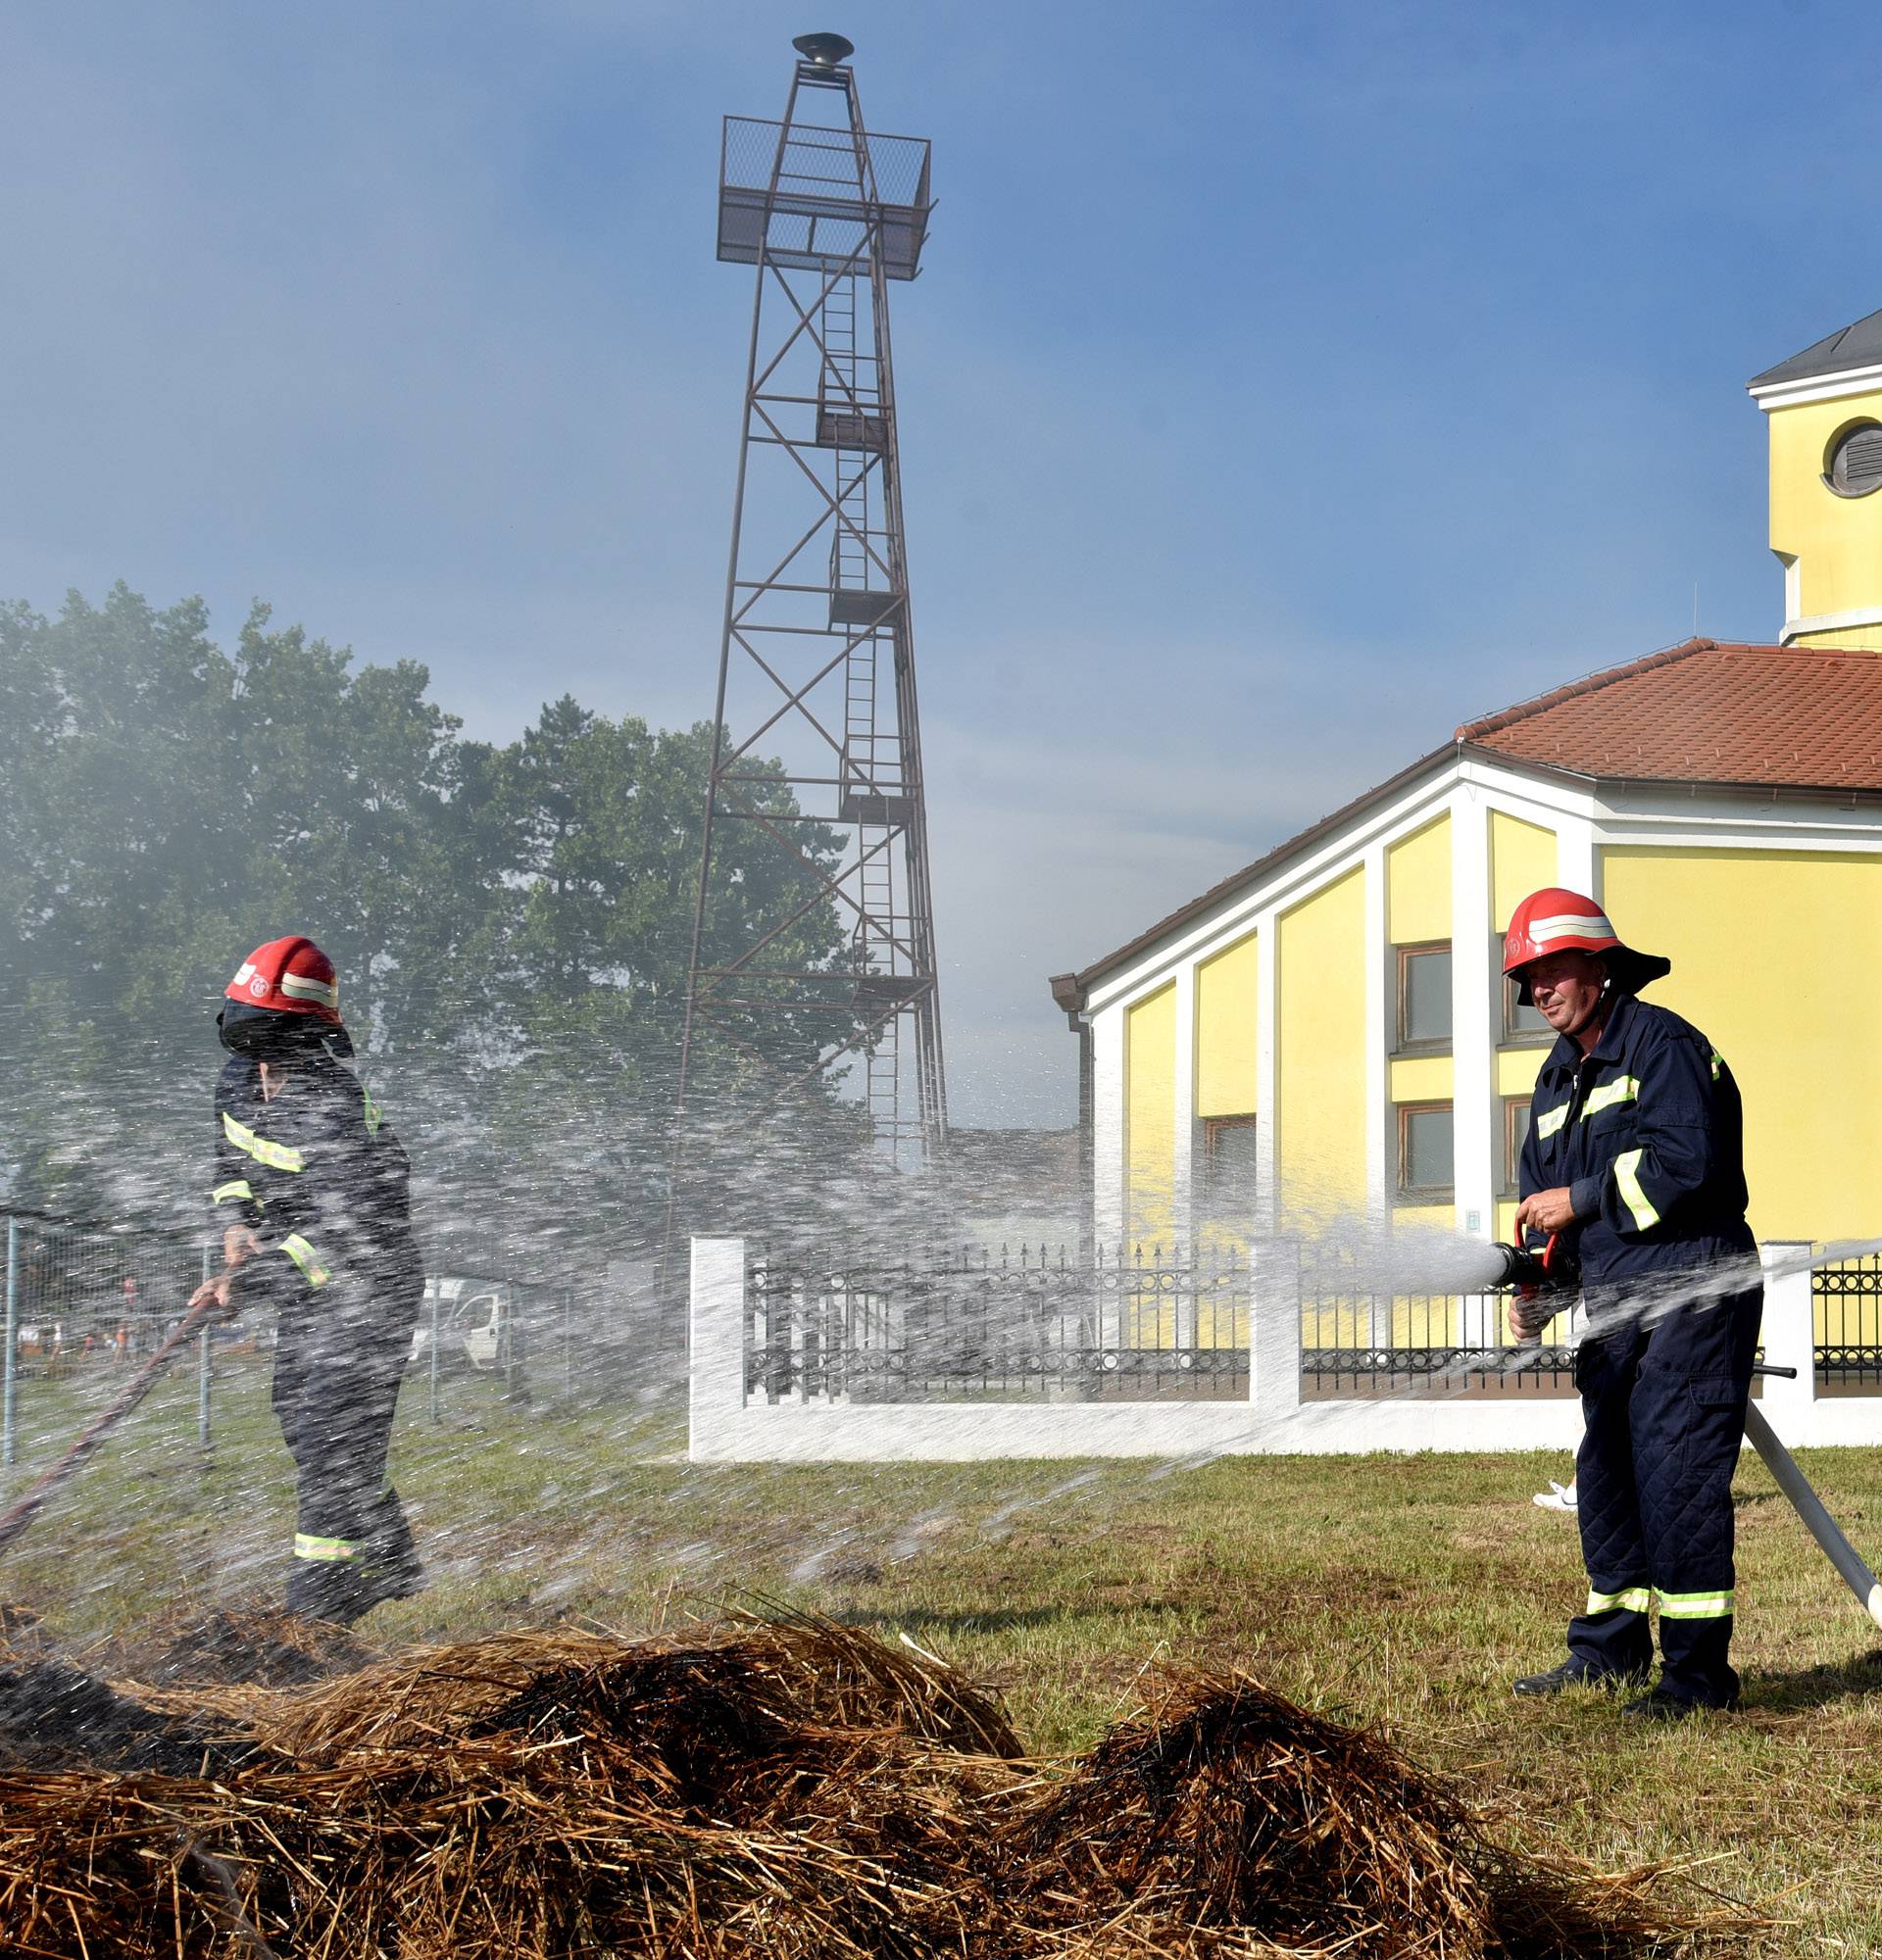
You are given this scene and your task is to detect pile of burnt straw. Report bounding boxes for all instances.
[0,1608,1746,1958]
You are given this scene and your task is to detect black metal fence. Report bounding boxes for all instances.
[1813,1253,1882,1392]
[0,1206,617,1472]
[749,1243,1249,1401]
[1297,1262,1575,1397]
[744,1244,1574,1403]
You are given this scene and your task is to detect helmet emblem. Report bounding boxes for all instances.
[249,976,268,998]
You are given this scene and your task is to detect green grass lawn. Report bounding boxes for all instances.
[5,1361,1882,1953]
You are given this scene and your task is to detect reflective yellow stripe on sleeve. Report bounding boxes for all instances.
[1586,1585,1652,1614]
[222,1111,305,1173]
[211,1179,255,1205]
[1656,1588,1735,1619]
[1581,1075,1640,1119]
[1535,1102,1571,1140]
[279,1233,331,1289]
[1613,1148,1659,1231]
[293,1533,358,1563]
[363,1086,383,1136]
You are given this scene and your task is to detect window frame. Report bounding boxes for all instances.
[1396,1099,1456,1203]
[1502,1096,1532,1197]
[1394,939,1454,1054]
[1201,1113,1259,1209]
[1499,955,1556,1047]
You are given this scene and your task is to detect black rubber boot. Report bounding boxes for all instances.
[1620,1684,1737,1722]
[365,1489,426,1604]
[286,1554,376,1627]
[1513,1656,1642,1697]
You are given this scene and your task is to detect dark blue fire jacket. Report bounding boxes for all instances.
[210,1053,421,1301]
[1519,990,1756,1286]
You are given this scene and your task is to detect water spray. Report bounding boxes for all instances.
[1477,1242,1882,1633]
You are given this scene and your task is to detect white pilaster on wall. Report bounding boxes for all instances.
[1172,958,1198,1250]
[1255,915,1278,1234]
[687,1235,748,1461]
[1362,844,1388,1216]
[1758,1245,1815,1441]
[1449,788,1495,1237]
[1092,1007,1125,1249]
[1556,809,1597,897]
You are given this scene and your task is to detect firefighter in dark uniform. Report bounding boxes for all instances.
[188,936,425,1624]
[1504,889,1760,1719]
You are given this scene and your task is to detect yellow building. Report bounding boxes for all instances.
[1751,305,1882,650]
[1050,313,1882,1258]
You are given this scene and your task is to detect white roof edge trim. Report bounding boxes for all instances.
[1079,753,1469,1017]
[1749,363,1882,411]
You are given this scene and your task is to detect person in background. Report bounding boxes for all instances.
[187,936,425,1625]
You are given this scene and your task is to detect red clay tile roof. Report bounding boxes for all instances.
[1051,637,1882,1003]
[1456,637,1882,790]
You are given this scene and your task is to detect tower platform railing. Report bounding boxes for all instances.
[718,116,932,279]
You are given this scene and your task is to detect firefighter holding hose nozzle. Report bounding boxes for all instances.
[187,937,425,1625]
[1498,890,1760,1720]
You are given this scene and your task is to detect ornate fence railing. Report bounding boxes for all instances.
[748,1243,1249,1401]
[743,1244,1573,1402]
[1812,1253,1882,1391]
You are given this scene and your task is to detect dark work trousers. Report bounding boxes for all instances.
[272,1269,422,1623]
[1568,1280,1762,1706]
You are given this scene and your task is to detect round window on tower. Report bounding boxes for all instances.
[1823,420,1882,497]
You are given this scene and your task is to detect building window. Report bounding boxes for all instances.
[1503,1097,1531,1194]
[1202,1115,1258,1212]
[1826,420,1882,498]
[1396,942,1453,1050]
[1500,953,1553,1043]
[1397,1102,1454,1200]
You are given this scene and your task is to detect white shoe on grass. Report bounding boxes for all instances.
[1532,1480,1577,1512]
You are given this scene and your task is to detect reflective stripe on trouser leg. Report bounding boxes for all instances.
[1586,1585,1652,1615]
[1656,1589,1735,1619]
[294,1533,359,1562]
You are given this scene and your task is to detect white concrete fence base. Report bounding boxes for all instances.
[687,1238,1875,1464]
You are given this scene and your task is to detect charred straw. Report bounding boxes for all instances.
[0,1611,1756,1958]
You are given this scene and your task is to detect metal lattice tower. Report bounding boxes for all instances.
[671,34,947,1174]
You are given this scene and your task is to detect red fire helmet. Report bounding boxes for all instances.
[1501,888,1670,1004]
[223,937,344,1027]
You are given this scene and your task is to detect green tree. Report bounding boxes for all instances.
[0,584,871,1250]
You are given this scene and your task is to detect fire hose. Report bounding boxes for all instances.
[0,1291,223,1560]
[1489,1241,1882,1632]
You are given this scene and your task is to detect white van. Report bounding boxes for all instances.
[411,1276,509,1371]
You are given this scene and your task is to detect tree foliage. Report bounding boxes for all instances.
[0,583,861,1244]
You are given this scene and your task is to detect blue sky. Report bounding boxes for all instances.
[5,0,1877,1124]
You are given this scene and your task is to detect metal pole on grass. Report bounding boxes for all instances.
[562,1283,573,1401]
[427,1283,441,1424]
[3,1216,18,1469]
[1743,1399,1882,1630]
[197,1245,214,1454]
